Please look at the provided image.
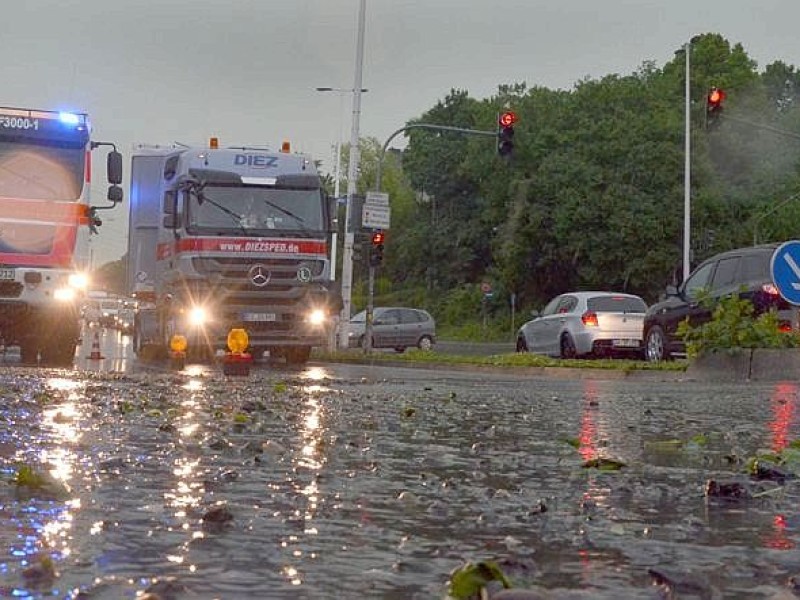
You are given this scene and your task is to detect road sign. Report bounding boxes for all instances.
[365,191,389,208]
[770,240,800,305]
[362,205,391,229]
[362,191,391,229]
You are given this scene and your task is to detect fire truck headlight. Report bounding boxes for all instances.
[54,287,77,302]
[68,272,89,290]
[188,306,208,327]
[306,308,326,326]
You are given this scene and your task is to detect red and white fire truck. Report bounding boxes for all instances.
[0,106,122,365]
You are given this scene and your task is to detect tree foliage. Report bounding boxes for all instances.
[360,33,800,319]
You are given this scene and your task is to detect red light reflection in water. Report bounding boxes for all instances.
[769,383,796,453]
[761,383,799,550]
[578,381,599,461]
[763,514,795,550]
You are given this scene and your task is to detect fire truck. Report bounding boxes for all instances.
[0,106,122,365]
[127,140,339,364]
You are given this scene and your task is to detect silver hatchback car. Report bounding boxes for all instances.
[346,307,436,352]
[516,291,647,359]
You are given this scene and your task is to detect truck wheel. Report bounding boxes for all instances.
[41,326,78,367]
[19,338,39,365]
[285,347,311,365]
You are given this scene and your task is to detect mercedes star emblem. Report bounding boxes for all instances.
[248,264,271,287]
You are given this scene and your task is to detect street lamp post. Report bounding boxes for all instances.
[339,0,367,348]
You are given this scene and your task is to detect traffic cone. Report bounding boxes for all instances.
[87,331,104,360]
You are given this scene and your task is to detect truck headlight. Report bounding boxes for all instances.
[68,272,89,290]
[54,287,77,302]
[188,306,208,327]
[306,308,326,326]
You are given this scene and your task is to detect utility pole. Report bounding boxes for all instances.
[683,41,692,283]
[339,0,367,348]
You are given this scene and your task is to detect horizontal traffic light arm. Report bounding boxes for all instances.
[374,122,499,193]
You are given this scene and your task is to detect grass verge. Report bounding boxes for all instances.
[312,349,688,372]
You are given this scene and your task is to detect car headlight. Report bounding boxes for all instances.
[306,308,326,326]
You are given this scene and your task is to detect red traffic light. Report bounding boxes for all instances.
[499,111,517,128]
[371,231,385,245]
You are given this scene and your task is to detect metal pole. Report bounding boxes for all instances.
[683,41,691,283]
[339,0,367,347]
[365,264,375,353]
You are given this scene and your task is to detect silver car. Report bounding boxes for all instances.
[515,291,647,359]
[346,307,436,352]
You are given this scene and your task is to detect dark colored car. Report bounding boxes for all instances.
[643,243,797,361]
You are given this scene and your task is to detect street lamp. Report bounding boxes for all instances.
[315,87,369,201]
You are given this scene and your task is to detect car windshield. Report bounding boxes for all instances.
[587,296,646,313]
[350,311,367,323]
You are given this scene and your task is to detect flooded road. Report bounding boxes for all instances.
[2,332,800,598]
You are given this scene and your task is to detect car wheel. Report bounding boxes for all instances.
[417,335,433,351]
[516,335,528,352]
[560,333,577,359]
[645,325,670,362]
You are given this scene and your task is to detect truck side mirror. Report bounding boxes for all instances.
[107,150,123,185]
[107,185,123,204]
[163,214,177,228]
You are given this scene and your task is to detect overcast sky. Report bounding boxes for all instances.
[3,0,799,263]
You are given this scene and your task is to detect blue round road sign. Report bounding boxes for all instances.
[770,240,800,305]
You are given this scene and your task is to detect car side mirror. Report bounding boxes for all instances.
[665,285,678,297]
[530,309,540,318]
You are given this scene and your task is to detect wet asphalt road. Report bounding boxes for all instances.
[1,327,800,598]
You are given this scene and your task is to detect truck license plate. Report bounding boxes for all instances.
[612,339,639,348]
[0,268,14,280]
[242,312,276,322]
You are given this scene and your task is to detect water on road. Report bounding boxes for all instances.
[1,358,799,599]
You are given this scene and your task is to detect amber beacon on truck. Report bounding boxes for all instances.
[127,139,340,364]
[0,106,123,365]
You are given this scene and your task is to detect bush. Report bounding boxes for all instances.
[677,293,800,357]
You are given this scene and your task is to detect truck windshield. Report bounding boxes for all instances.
[188,185,323,234]
[0,140,84,201]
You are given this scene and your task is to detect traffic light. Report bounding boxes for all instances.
[497,111,517,157]
[706,87,726,129]
[369,230,385,267]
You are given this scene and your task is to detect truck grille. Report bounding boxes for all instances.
[192,257,325,281]
[0,281,23,298]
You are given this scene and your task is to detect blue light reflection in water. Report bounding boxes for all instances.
[0,377,85,599]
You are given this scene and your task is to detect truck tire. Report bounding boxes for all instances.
[19,337,39,365]
[41,336,77,367]
[284,347,311,365]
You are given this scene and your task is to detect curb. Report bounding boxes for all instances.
[687,348,800,382]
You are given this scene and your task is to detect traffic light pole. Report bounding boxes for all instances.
[365,263,376,353]
[361,122,500,355]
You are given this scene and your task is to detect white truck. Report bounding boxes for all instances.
[126,140,339,364]
[0,106,122,365]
